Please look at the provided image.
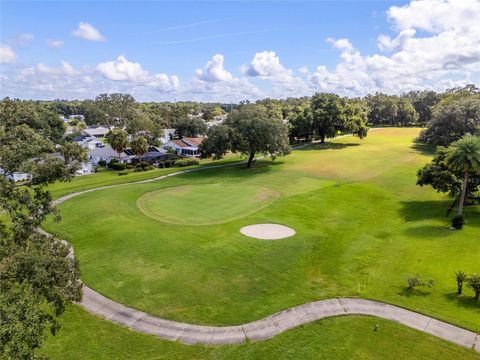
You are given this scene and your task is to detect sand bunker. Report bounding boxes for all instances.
[240,224,296,240]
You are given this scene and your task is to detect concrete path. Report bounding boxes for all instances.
[79,286,480,350]
[43,133,479,351]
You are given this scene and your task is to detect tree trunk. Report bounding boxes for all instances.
[320,134,326,143]
[457,172,469,216]
[247,152,255,168]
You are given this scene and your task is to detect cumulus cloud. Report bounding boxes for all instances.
[9,33,35,46]
[191,53,263,101]
[72,22,106,41]
[195,54,232,82]
[245,50,310,96]
[46,39,64,48]
[308,0,480,95]
[97,55,179,91]
[0,45,16,64]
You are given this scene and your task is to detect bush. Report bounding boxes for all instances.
[451,215,465,229]
[407,275,434,289]
[175,158,199,167]
[98,159,107,167]
[134,161,154,172]
[109,162,127,171]
[467,274,480,301]
[118,171,128,176]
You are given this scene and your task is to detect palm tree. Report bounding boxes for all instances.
[106,128,129,161]
[446,135,480,216]
[131,136,149,162]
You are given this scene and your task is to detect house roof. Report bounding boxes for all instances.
[182,137,204,147]
[88,144,128,158]
[85,126,110,136]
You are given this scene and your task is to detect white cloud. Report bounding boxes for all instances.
[326,37,354,52]
[0,45,16,64]
[191,53,263,101]
[245,50,310,97]
[97,55,179,91]
[46,39,64,48]
[195,54,232,82]
[308,0,480,95]
[72,22,106,41]
[97,55,148,82]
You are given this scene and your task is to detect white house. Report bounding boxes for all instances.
[72,134,105,149]
[88,144,133,165]
[0,168,31,182]
[85,125,110,138]
[165,137,204,157]
[159,128,176,146]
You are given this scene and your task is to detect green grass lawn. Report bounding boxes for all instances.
[41,305,480,360]
[46,155,242,199]
[41,128,480,358]
[137,183,279,225]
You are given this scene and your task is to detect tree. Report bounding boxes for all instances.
[342,99,369,139]
[455,271,467,295]
[288,108,313,142]
[199,125,233,160]
[174,117,207,138]
[202,106,225,121]
[1,121,84,359]
[395,98,418,126]
[446,135,480,217]
[418,95,480,147]
[93,93,137,129]
[467,274,480,301]
[417,146,480,215]
[405,90,439,124]
[310,93,344,143]
[106,128,129,161]
[226,105,291,168]
[130,136,149,162]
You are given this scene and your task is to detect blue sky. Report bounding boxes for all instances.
[1,1,479,101]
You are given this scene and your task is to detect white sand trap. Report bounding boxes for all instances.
[240,224,296,240]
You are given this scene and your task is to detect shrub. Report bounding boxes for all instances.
[455,271,468,294]
[98,159,107,167]
[451,215,465,229]
[108,158,119,165]
[109,162,127,171]
[134,162,154,172]
[467,274,480,300]
[407,275,434,289]
[175,158,199,167]
[118,171,128,176]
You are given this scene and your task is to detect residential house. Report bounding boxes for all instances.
[85,125,110,138]
[88,144,134,165]
[165,137,204,157]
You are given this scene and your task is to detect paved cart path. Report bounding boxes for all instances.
[41,136,479,351]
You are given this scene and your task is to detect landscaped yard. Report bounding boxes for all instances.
[41,128,480,358]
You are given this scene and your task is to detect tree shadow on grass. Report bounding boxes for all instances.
[404,224,453,238]
[444,293,480,314]
[410,142,436,156]
[398,287,432,298]
[399,200,453,222]
[296,142,360,151]
[177,159,282,181]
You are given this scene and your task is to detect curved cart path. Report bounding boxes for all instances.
[42,139,479,351]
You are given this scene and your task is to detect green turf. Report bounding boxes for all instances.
[43,128,480,333]
[137,183,279,225]
[46,155,242,199]
[41,305,480,360]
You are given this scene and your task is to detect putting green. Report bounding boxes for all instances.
[137,183,279,225]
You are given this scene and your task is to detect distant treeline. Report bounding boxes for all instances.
[1,84,479,147]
